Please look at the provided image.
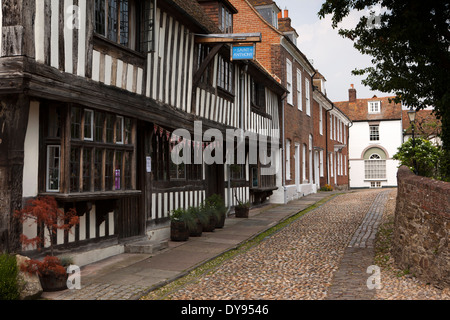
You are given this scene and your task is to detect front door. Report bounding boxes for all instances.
[206,163,225,200]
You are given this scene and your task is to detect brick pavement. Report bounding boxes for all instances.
[326,190,390,300]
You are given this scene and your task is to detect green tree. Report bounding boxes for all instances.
[318,0,450,179]
[393,138,442,178]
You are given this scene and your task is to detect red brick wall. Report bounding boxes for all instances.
[393,166,450,288]
[198,1,220,27]
[230,0,282,76]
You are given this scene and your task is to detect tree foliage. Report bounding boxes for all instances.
[318,0,450,178]
[14,196,79,256]
[393,137,443,178]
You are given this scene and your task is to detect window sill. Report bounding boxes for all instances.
[39,190,142,202]
[93,34,146,67]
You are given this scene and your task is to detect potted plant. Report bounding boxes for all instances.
[14,196,79,292]
[170,208,193,242]
[187,206,207,237]
[205,194,227,228]
[234,200,250,218]
[200,203,217,232]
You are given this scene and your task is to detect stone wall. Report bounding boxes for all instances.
[392,166,449,288]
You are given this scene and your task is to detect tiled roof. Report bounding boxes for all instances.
[247,0,276,6]
[334,96,402,122]
[168,0,221,33]
[402,109,441,136]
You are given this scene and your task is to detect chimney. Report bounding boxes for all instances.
[284,9,289,18]
[349,84,357,102]
[278,11,282,19]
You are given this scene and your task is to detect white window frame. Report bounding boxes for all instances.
[330,153,334,177]
[285,139,291,180]
[305,78,311,116]
[365,154,386,180]
[296,69,302,111]
[302,144,307,182]
[319,150,324,177]
[370,125,380,141]
[319,104,323,135]
[330,115,333,140]
[84,109,94,141]
[368,101,381,113]
[116,116,124,144]
[286,59,293,105]
[46,145,61,192]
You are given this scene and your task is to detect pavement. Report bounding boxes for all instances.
[41,190,342,300]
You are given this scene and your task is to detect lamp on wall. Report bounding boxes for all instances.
[407,108,418,174]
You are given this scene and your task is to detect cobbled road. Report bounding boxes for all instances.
[163,190,385,300]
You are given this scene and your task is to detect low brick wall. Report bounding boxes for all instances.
[392,166,449,288]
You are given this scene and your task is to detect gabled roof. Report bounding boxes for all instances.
[334,96,402,122]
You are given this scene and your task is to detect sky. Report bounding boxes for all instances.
[272,0,388,102]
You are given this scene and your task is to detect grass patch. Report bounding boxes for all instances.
[141,193,339,300]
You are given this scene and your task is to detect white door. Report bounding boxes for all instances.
[314,151,320,188]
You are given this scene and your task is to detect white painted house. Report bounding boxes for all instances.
[334,85,403,189]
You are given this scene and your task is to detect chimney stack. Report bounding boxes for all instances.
[349,84,356,102]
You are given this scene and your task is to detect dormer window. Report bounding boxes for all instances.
[368,101,381,113]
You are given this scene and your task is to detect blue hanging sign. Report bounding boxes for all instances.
[231,44,255,60]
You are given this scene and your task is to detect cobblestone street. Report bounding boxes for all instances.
[143,189,449,300]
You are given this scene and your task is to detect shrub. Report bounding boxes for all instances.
[393,137,443,178]
[0,253,20,300]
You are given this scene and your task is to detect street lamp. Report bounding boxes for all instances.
[407,109,418,174]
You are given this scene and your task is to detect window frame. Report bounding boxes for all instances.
[296,69,302,111]
[286,59,293,106]
[368,101,381,114]
[46,145,61,192]
[94,0,156,53]
[369,125,380,141]
[305,78,311,116]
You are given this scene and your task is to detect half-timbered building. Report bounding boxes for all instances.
[0,0,285,264]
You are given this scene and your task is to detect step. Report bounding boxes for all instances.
[124,239,169,254]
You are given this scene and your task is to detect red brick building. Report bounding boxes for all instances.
[312,72,351,190]
[229,0,321,203]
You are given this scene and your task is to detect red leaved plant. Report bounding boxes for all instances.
[15,196,79,277]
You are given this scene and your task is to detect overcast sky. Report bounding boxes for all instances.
[273,0,388,102]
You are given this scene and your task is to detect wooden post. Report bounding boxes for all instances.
[0,94,30,252]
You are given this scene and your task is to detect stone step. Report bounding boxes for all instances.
[124,240,169,254]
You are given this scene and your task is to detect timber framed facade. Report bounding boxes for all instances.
[0,0,285,263]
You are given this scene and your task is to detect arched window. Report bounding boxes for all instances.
[364,150,386,180]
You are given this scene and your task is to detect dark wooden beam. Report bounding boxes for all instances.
[192,43,224,88]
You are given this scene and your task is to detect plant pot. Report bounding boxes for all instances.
[215,212,226,228]
[170,221,189,241]
[202,215,216,232]
[39,272,68,292]
[235,206,249,218]
[189,219,203,237]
